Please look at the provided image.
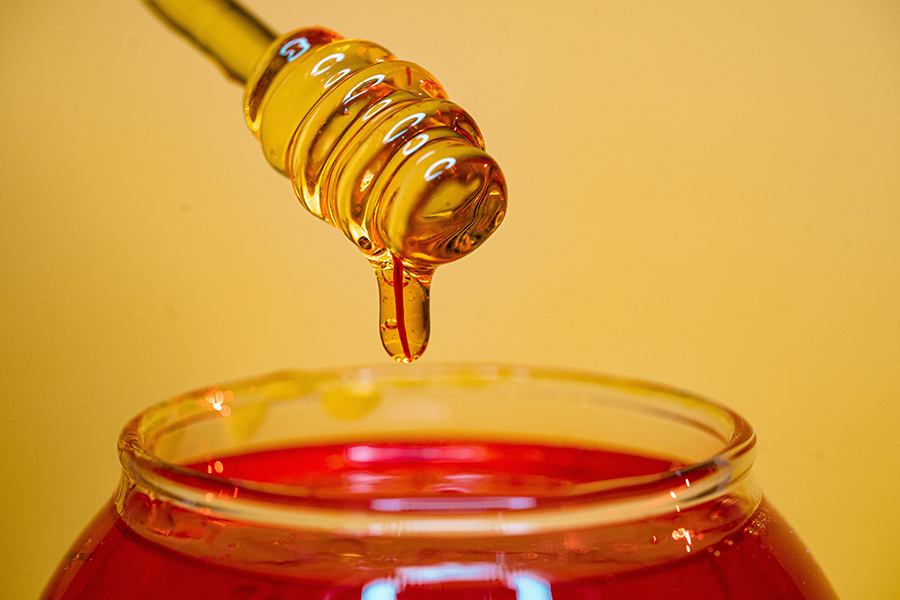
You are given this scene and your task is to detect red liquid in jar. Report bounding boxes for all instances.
[42,441,837,599]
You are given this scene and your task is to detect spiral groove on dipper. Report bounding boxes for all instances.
[244,28,507,266]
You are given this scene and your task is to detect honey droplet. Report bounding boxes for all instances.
[373,254,432,363]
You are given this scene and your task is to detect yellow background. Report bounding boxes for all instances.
[1,1,898,598]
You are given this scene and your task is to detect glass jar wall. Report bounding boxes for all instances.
[41,365,838,599]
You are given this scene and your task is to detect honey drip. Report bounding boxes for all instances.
[142,3,507,362]
[375,255,432,363]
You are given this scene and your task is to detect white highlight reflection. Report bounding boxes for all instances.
[402,133,430,156]
[511,574,553,600]
[325,68,351,89]
[404,564,499,584]
[361,564,552,600]
[371,496,537,511]
[424,157,456,181]
[311,53,345,76]
[362,98,393,122]
[344,74,386,104]
[362,580,397,600]
[383,113,426,143]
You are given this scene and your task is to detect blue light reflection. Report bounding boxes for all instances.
[362,580,397,600]
[361,564,552,600]
[279,37,310,62]
[511,574,553,600]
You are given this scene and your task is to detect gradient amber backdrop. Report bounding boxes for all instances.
[1,1,898,598]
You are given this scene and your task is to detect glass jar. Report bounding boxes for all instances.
[41,365,837,599]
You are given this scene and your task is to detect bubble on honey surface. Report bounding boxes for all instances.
[321,385,381,420]
[227,401,269,442]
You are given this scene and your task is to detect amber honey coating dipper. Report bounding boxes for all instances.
[143,0,507,362]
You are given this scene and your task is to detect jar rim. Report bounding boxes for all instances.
[117,364,758,537]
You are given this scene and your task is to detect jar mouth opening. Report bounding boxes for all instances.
[117,364,757,535]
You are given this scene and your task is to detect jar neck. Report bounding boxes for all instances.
[115,365,761,577]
